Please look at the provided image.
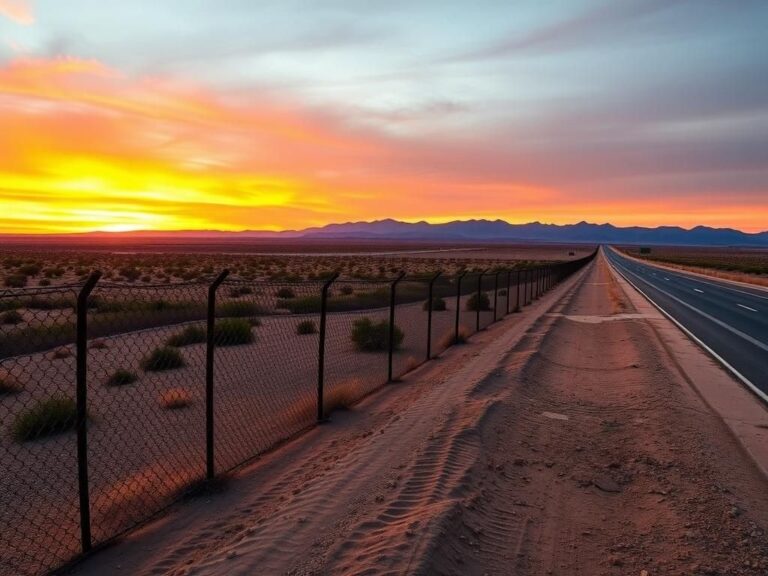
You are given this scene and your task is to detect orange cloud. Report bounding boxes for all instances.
[0,55,766,234]
[0,0,33,25]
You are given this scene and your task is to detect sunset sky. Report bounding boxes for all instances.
[1,0,767,234]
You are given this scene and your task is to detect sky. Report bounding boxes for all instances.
[0,0,767,234]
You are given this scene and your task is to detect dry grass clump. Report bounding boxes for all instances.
[439,325,471,349]
[142,346,184,371]
[12,396,78,442]
[325,378,364,412]
[159,387,192,410]
[51,347,72,360]
[167,325,206,347]
[0,370,23,395]
[296,319,318,335]
[89,339,109,350]
[106,369,138,387]
[1,310,23,325]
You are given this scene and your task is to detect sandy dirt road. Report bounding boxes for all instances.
[70,253,768,576]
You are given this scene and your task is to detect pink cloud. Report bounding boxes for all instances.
[0,0,33,25]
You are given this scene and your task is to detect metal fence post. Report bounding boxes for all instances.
[506,270,512,315]
[454,270,467,344]
[76,271,101,553]
[205,269,229,480]
[426,271,441,361]
[388,272,406,382]
[317,272,339,423]
[493,271,500,322]
[515,269,521,312]
[476,270,485,332]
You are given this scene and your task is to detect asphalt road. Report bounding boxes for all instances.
[605,247,768,400]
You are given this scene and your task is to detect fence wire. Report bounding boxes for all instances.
[0,252,595,576]
[0,285,82,576]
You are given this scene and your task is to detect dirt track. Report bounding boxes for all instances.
[71,253,768,576]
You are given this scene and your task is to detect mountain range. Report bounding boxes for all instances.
[4,220,768,246]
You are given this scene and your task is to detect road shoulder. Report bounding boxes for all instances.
[607,256,768,480]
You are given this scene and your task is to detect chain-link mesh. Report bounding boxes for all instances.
[213,279,323,473]
[0,284,82,576]
[323,279,391,415]
[85,280,208,545]
[0,252,597,576]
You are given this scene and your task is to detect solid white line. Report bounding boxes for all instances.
[738,304,758,312]
[607,256,768,406]
[664,277,670,281]
[694,288,704,293]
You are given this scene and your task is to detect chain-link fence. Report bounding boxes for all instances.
[0,251,596,576]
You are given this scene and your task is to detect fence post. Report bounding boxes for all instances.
[506,270,512,315]
[454,270,467,344]
[388,272,406,382]
[493,271,500,322]
[426,271,441,361]
[515,269,521,312]
[317,272,339,423]
[76,271,101,553]
[205,269,229,481]
[476,270,485,332]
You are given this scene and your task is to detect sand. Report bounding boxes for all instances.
[65,252,768,575]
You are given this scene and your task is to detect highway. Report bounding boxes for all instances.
[605,247,768,401]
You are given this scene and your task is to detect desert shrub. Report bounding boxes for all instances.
[423,297,447,311]
[1,310,23,325]
[248,317,262,327]
[142,346,185,371]
[22,296,75,310]
[466,292,491,311]
[214,318,253,346]
[4,274,27,288]
[228,286,253,298]
[340,285,354,296]
[167,325,206,347]
[217,301,263,318]
[498,289,507,296]
[296,319,318,335]
[18,264,41,276]
[106,369,137,387]
[119,267,141,282]
[276,287,296,299]
[351,318,403,352]
[0,371,23,395]
[159,388,192,409]
[12,396,78,442]
[38,278,51,286]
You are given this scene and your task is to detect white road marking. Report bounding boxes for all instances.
[694,288,704,293]
[738,304,758,312]
[615,262,768,353]
[607,259,768,406]
[664,277,670,281]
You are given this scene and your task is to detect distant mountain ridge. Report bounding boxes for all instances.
[300,219,768,246]
[3,220,768,246]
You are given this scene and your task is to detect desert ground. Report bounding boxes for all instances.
[1,244,557,576]
[1,241,591,289]
[65,251,768,576]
